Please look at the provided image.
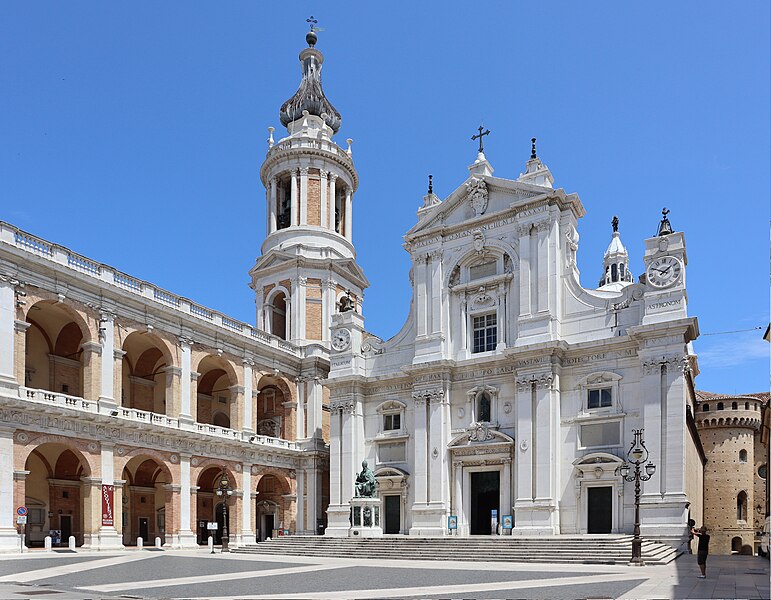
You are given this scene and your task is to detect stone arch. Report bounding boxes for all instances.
[114,447,179,483]
[17,434,98,477]
[195,355,240,428]
[120,453,174,546]
[22,440,95,547]
[194,463,238,546]
[265,286,290,339]
[254,468,293,495]
[255,374,294,438]
[445,241,519,288]
[121,331,174,412]
[23,297,96,344]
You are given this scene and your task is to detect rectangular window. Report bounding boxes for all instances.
[383,414,401,431]
[588,388,612,409]
[472,313,497,353]
[580,422,621,447]
[469,261,497,280]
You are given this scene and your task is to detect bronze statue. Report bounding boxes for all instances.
[339,289,355,313]
[354,460,377,498]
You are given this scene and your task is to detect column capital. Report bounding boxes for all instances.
[14,320,31,332]
[329,172,338,182]
[13,470,30,480]
[320,170,329,180]
[178,335,195,347]
[242,358,255,367]
[80,340,102,355]
[299,167,309,176]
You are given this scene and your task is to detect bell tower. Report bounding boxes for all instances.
[250,26,368,345]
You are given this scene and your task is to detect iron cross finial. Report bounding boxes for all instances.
[662,207,670,218]
[428,174,433,194]
[471,125,491,154]
[531,137,537,159]
[306,15,318,31]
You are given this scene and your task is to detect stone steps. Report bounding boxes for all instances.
[233,535,680,565]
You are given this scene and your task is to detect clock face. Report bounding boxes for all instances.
[646,256,682,288]
[331,328,351,351]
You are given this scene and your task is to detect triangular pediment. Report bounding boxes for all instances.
[406,175,552,241]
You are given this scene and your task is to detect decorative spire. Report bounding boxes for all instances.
[657,207,674,236]
[531,137,537,159]
[599,215,633,289]
[428,174,433,194]
[279,22,342,133]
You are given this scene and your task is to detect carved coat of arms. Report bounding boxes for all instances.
[466,177,488,216]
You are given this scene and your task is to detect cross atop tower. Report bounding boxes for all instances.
[471,125,491,154]
[306,15,318,31]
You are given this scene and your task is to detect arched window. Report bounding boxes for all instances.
[619,263,625,278]
[702,404,709,412]
[736,491,747,521]
[731,536,743,553]
[745,402,750,410]
[731,401,738,410]
[268,292,287,340]
[611,263,618,282]
[717,402,724,410]
[477,391,491,423]
[739,449,747,463]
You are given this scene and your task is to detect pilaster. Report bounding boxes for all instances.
[0,277,18,391]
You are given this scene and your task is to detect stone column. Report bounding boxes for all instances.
[344,188,353,240]
[536,220,550,313]
[228,385,244,431]
[0,429,17,550]
[113,349,126,406]
[13,320,29,388]
[518,224,532,317]
[328,174,337,230]
[457,297,468,360]
[299,167,309,225]
[164,366,181,418]
[177,454,197,547]
[242,360,254,434]
[295,378,306,440]
[290,168,299,227]
[268,177,278,234]
[429,251,442,335]
[0,277,18,390]
[178,337,194,426]
[320,171,328,231]
[307,377,323,440]
[98,312,118,413]
[97,442,122,548]
[412,395,428,505]
[306,463,318,534]
[497,282,507,350]
[240,465,252,544]
[414,254,428,337]
[13,469,29,549]
[296,469,305,534]
[162,483,179,547]
[453,460,463,534]
[502,458,512,526]
[428,391,447,505]
[80,341,101,401]
[80,476,102,548]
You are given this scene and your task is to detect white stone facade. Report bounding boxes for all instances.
[326,148,704,548]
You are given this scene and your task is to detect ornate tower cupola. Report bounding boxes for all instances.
[598,216,634,290]
[250,24,368,346]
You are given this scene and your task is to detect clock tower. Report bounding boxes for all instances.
[641,209,688,325]
[250,26,369,346]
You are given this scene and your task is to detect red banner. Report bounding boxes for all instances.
[101,485,114,527]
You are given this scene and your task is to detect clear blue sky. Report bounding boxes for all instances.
[1,2,768,394]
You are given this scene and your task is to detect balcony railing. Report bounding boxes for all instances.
[18,386,298,451]
[0,222,301,358]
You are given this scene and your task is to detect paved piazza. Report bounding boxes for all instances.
[0,549,767,600]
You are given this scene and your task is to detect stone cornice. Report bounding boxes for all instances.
[0,396,307,469]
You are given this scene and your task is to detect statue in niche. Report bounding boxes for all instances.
[503,254,512,274]
[354,460,377,498]
[338,289,355,312]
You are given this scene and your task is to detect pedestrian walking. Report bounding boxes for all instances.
[691,525,710,578]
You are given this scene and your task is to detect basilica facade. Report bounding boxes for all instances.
[1,28,710,554]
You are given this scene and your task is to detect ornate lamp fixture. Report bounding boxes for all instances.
[215,473,234,552]
[620,429,656,566]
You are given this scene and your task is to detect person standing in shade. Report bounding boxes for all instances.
[691,526,710,578]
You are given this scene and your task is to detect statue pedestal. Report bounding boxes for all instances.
[349,497,383,538]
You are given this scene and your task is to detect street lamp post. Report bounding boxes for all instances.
[215,473,234,552]
[620,429,656,566]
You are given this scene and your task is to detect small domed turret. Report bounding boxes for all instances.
[598,216,634,290]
